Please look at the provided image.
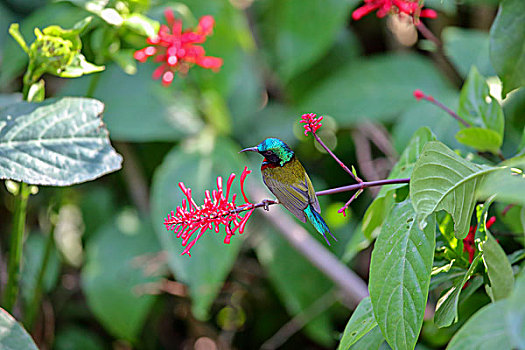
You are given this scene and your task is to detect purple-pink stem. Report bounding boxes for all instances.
[312,132,363,183]
[230,177,411,215]
[415,90,470,128]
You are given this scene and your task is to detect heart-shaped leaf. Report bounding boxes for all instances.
[0,308,38,349]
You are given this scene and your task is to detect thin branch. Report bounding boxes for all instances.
[415,21,463,87]
[313,132,363,183]
[250,186,369,308]
[414,89,470,127]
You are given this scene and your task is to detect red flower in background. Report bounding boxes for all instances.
[463,216,496,263]
[352,0,437,21]
[134,9,223,86]
[300,113,323,136]
[164,167,254,257]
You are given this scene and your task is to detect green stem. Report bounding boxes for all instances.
[24,225,55,329]
[3,183,31,313]
[86,73,102,98]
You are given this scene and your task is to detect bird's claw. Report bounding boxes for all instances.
[262,199,278,211]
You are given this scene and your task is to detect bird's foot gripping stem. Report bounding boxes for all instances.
[262,198,278,211]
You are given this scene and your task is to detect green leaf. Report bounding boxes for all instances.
[256,226,335,346]
[455,127,502,153]
[61,64,203,142]
[409,141,499,239]
[369,199,435,350]
[256,0,357,82]
[82,212,160,342]
[0,308,38,350]
[338,297,378,350]
[0,97,122,186]
[350,326,388,350]
[505,271,525,349]
[458,67,504,137]
[151,137,245,320]
[481,231,515,301]
[447,299,511,350]
[434,255,482,328]
[0,93,22,109]
[443,27,494,78]
[489,0,525,95]
[300,54,454,126]
[478,158,525,206]
[362,127,435,239]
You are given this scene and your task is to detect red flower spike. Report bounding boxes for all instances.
[352,0,437,22]
[164,168,255,257]
[300,113,323,136]
[134,9,223,86]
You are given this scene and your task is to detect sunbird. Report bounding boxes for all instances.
[240,138,336,245]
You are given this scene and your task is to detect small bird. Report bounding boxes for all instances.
[240,138,336,245]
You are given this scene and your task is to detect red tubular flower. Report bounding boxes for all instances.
[134,9,223,86]
[352,0,437,21]
[463,216,496,263]
[300,113,323,136]
[164,167,254,257]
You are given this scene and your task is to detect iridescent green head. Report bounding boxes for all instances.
[240,138,294,166]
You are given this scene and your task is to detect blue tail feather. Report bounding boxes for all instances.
[304,205,337,246]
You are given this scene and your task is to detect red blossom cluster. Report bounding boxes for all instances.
[134,9,223,86]
[300,113,323,136]
[352,0,437,21]
[463,216,496,263]
[164,167,254,257]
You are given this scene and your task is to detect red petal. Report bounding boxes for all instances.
[196,56,223,69]
[196,15,215,35]
[352,3,380,20]
[420,9,438,18]
[413,89,425,100]
[152,64,166,79]
[164,8,175,28]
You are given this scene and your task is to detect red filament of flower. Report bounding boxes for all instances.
[352,0,437,21]
[300,113,323,136]
[164,167,254,257]
[134,9,223,86]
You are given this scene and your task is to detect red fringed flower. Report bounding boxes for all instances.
[164,167,254,257]
[463,216,496,263]
[134,9,223,86]
[352,0,437,21]
[300,113,323,136]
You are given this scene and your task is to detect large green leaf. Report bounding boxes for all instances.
[61,64,203,142]
[409,141,499,239]
[489,0,525,95]
[443,27,494,78]
[54,326,105,350]
[256,0,357,82]
[369,199,435,350]
[299,54,454,126]
[482,231,514,301]
[458,67,504,137]
[434,255,482,328]
[256,225,335,346]
[447,300,511,350]
[151,136,245,320]
[338,297,378,350]
[362,127,435,239]
[350,326,388,350]
[0,97,122,186]
[505,271,525,349]
[0,308,38,350]
[82,213,160,342]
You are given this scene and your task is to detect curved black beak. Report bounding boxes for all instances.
[239,146,258,154]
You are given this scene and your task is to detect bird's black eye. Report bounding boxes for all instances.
[264,151,272,156]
